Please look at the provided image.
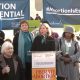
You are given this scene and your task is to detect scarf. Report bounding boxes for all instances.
[41,34,47,44]
[18,31,33,68]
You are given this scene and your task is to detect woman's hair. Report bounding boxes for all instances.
[39,23,51,36]
[19,20,29,28]
[1,41,13,54]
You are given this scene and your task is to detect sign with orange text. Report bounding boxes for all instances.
[32,51,56,80]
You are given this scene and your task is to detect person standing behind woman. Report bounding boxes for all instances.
[35,14,42,21]
[56,26,80,80]
[13,20,33,80]
[31,23,55,51]
[0,41,25,80]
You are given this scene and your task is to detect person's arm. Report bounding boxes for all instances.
[69,42,80,63]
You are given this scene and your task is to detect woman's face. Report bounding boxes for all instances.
[64,32,72,39]
[20,23,29,32]
[39,25,48,36]
[4,47,13,58]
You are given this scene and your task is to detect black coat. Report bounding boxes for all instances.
[31,35,55,51]
[0,31,5,52]
[0,54,25,80]
[13,32,19,55]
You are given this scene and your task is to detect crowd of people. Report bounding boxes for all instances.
[0,20,80,80]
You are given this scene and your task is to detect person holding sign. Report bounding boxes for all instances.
[56,26,80,80]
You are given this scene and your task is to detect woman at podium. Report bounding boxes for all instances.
[31,23,56,51]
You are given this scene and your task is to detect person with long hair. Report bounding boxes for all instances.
[31,23,55,51]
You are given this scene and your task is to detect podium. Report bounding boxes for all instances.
[30,51,56,80]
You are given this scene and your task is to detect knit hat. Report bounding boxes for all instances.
[64,26,74,34]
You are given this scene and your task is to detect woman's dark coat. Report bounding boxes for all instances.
[31,35,55,51]
[0,54,25,80]
[13,32,19,55]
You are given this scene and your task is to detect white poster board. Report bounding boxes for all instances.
[32,51,56,80]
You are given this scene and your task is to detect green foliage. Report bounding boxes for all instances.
[27,20,40,32]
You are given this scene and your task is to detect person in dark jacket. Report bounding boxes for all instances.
[31,23,55,51]
[0,41,25,80]
[0,30,5,52]
[31,23,58,80]
[13,20,33,80]
[35,14,41,21]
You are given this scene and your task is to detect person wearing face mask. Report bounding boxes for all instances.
[56,26,80,80]
[13,20,33,80]
[0,41,25,80]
